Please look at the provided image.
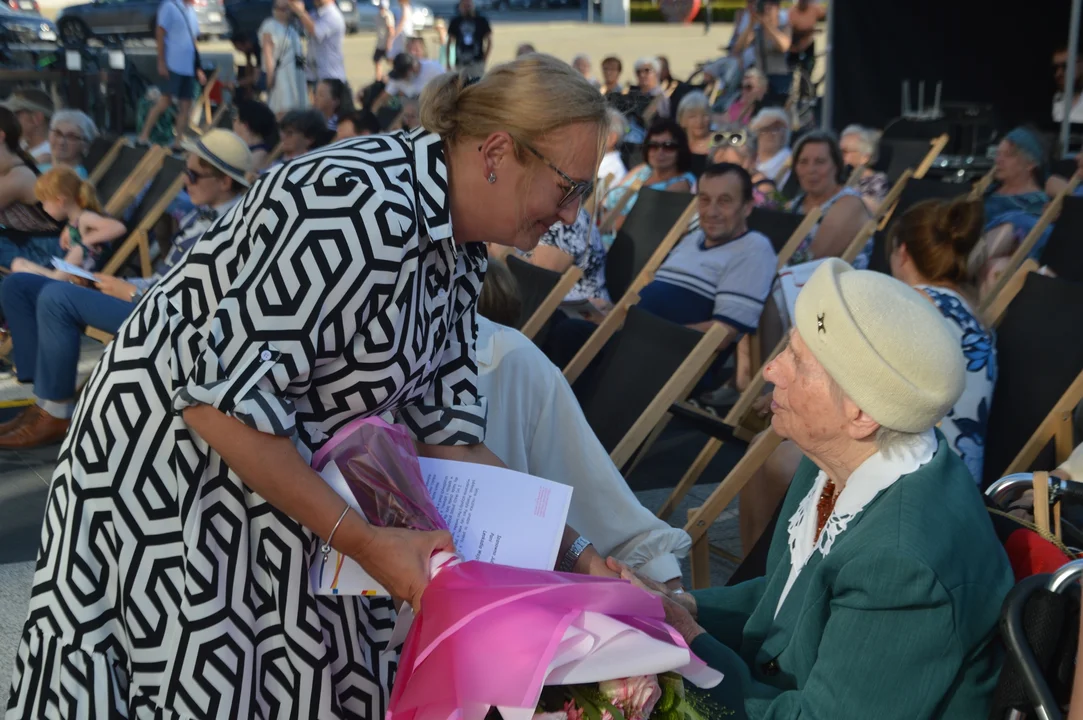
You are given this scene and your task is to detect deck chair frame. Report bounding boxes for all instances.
[978,173,1083,315]
[563,198,697,384]
[189,69,221,134]
[102,146,168,220]
[101,160,187,278]
[87,137,128,187]
[519,265,582,341]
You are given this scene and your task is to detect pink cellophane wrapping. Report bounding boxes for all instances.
[311,416,447,534]
[388,561,723,720]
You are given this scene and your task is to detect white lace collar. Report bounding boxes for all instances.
[775,430,938,618]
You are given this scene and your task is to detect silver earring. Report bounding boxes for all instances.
[487,172,496,184]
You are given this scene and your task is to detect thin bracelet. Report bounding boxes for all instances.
[318,504,351,589]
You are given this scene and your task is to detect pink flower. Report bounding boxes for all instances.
[598,676,663,720]
[532,714,568,720]
[563,700,585,720]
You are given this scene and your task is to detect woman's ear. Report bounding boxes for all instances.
[478,131,515,175]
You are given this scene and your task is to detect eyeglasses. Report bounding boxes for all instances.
[49,129,84,144]
[522,142,593,209]
[185,167,217,183]
[635,67,653,75]
[646,140,679,151]
[741,83,755,91]
[710,130,747,148]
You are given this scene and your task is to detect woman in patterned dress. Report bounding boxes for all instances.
[8,55,608,719]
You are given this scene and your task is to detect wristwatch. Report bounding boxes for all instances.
[557,535,592,573]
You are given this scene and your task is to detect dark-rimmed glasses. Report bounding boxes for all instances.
[522,142,594,209]
[185,167,216,183]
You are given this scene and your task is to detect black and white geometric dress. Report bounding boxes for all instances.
[6,128,488,719]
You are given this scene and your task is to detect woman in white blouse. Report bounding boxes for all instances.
[260,0,308,116]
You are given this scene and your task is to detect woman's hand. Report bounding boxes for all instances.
[94,275,137,301]
[606,558,704,643]
[60,227,71,251]
[349,525,455,613]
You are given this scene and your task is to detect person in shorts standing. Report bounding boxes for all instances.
[290,0,347,87]
[448,0,491,78]
[139,0,205,147]
[373,0,394,81]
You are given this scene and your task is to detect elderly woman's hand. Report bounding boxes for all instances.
[605,558,706,644]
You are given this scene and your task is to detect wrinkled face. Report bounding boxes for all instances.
[645,130,679,172]
[315,82,338,117]
[756,121,785,155]
[697,171,751,243]
[682,109,710,139]
[334,119,357,140]
[795,141,838,196]
[994,139,1036,184]
[635,64,658,92]
[49,121,86,166]
[839,132,869,169]
[602,61,620,85]
[763,330,851,453]
[481,121,600,252]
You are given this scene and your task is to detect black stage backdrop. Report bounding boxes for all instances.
[830,0,1078,133]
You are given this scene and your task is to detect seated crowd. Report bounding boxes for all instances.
[0,30,1080,719]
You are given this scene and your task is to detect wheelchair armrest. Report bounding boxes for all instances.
[1000,573,1063,720]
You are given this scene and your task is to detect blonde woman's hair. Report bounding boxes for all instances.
[419,53,608,161]
[676,91,710,125]
[35,166,101,213]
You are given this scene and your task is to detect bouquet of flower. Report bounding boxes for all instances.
[529,673,727,720]
[311,418,723,720]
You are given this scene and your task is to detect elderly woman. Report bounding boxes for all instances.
[985,126,1049,223]
[839,124,888,213]
[43,110,97,177]
[598,106,628,185]
[724,68,767,127]
[611,259,1013,718]
[7,55,614,718]
[598,117,696,247]
[710,128,778,207]
[677,90,712,167]
[634,56,670,120]
[750,106,792,184]
[787,130,871,267]
[572,52,600,88]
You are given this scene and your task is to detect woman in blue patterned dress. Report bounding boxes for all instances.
[888,196,996,482]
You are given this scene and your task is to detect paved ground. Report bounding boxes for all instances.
[0,338,748,696]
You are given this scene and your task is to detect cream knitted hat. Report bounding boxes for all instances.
[793,259,965,433]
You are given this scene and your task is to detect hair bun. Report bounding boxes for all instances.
[938,197,984,255]
[418,70,468,138]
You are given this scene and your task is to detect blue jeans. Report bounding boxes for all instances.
[2,273,134,402]
[0,235,62,269]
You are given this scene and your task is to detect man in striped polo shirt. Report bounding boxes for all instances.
[636,162,777,355]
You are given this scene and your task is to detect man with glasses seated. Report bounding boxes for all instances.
[0,130,253,449]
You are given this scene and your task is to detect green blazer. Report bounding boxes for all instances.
[690,436,1014,719]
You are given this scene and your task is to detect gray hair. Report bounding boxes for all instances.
[50,109,98,144]
[710,122,757,163]
[605,106,626,140]
[840,124,880,165]
[750,107,792,148]
[572,53,590,67]
[634,56,661,75]
[676,91,710,125]
[826,371,924,455]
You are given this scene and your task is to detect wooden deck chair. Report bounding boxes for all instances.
[978,174,1082,315]
[563,192,697,384]
[980,268,1083,487]
[93,144,160,216]
[877,134,949,185]
[189,69,221,134]
[597,177,645,236]
[845,164,865,188]
[212,101,233,130]
[1037,195,1083,283]
[574,305,728,471]
[86,135,125,185]
[504,255,582,342]
[584,172,615,218]
[100,154,187,278]
[969,167,996,199]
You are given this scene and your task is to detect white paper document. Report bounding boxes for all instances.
[50,258,98,283]
[311,457,572,596]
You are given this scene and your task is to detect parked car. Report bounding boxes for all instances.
[55,0,229,46]
[3,0,40,15]
[0,5,56,44]
[225,0,430,41]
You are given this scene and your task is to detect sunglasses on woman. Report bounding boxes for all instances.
[522,142,594,209]
[710,131,747,148]
[646,140,679,151]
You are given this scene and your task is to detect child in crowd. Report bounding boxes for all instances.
[11,167,126,280]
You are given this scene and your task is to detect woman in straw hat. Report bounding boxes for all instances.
[7,56,609,718]
[608,259,1014,719]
